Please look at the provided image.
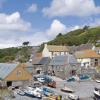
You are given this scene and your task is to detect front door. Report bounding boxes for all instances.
[7,81,12,87]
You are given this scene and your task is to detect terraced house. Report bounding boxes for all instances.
[42,44,69,58]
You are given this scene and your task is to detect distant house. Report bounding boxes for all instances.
[75,50,100,68]
[49,54,79,79]
[96,40,100,45]
[94,47,100,55]
[42,44,69,58]
[69,44,94,54]
[0,63,32,87]
[32,57,50,74]
[76,44,94,51]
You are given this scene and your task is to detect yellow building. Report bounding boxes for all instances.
[0,63,32,87]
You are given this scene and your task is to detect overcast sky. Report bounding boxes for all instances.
[0,0,100,48]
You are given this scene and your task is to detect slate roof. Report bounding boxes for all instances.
[0,63,18,80]
[33,57,50,65]
[49,55,78,66]
[75,50,100,58]
[38,57,50,65]
[47,45,69,52]
[76,44,93,51]
[32,57,42,65]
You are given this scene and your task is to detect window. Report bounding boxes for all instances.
[16,71,22,77]
[95,59,98,66]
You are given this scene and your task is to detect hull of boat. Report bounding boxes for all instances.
[25,91,42,99]
[96,80,100,83]
[61,89,74,93]
[94,91,100,99]
[68,94,78,100]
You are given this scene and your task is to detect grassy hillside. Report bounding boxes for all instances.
[48,26,100,46]
[0,46,32,63]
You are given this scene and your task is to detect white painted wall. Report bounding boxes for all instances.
[77,58,91,68]
[42,44,68,58]
[42,44,51,58]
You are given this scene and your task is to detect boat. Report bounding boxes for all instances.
[67,77,75,82]
[32,81,42,88]
[93,87,100,99]
[24,86,42,99]
[96,79,100,83]
[68,94,79,100]
[48,81,56,88]
[61,86,74,93]
[24,89,35,97]
[79,74,90,80]
[42,87,54,96]
[16,89,25,96]
[33,88,42,99]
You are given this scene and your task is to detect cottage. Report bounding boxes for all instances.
[69,44,94,54]
[0,63,32,87]
[75,50,100,68]
[32,57,50,74]
[49,54,79,79]
[42,44,69,58]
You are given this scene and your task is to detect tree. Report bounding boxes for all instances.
[83,25,90,30]
[22,41,29,46]
[56,33,63,38]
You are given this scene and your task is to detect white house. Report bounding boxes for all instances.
[75,50,100,68]
[42,44,69,58]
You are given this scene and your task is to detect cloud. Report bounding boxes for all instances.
[43,0,100,17]
[0,12,31,32]
[46,19,67,38]
[0,18,83,48]
[0,19,68,48]
[27,4,37,13]
[1,16,99,49]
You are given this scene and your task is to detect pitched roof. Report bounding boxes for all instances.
[75,50,100,59]
[76,44,93,51]
[0,63,18,80]
[38,57,50,65]
[33,57,50,65]
[32,57,42,65]
[49,55,78,66]
[47,45,69,52]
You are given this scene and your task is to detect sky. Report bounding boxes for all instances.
[0,0,100,48]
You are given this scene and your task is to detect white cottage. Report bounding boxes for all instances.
[75,50,100,68]
[42,44,69,58]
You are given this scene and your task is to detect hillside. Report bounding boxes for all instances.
[48,26,100,46]
[0,46,32,63]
